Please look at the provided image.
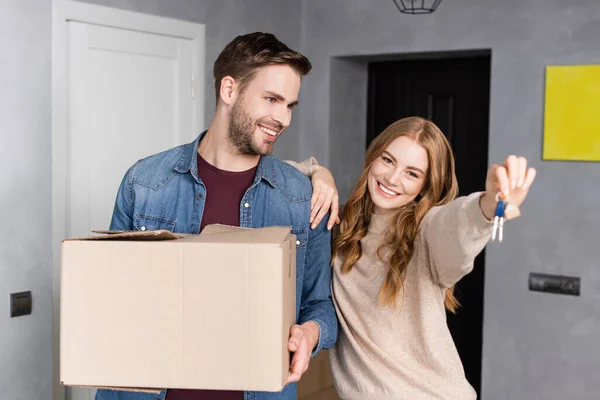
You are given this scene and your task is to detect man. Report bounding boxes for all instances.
[95,32,338,400]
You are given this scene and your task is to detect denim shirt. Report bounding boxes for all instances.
[95,132,337,400]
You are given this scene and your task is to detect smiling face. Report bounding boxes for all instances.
[367,135,429,214]
[227,64,300,156]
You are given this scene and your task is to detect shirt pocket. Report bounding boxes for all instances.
[133,214,176,232]
[291,228,308,278]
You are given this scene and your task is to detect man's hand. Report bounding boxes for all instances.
[286,321,320,384]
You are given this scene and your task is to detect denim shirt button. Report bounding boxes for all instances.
[244,202,250,208]
[296,240,301,246]
[197,193,203,199]
[140,226,146,231]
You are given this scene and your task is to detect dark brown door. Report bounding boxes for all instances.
[367,54,491,396]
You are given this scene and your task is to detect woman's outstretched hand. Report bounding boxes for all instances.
[480,155,537,220]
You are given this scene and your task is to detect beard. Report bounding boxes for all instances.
[227,99,282,156]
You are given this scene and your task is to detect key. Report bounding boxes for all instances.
[499,201,522,242]
[491,194,505,242]
[499,213,505,242]
[492,193,521,243]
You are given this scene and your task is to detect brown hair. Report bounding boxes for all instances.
[213,32,311,104]
[333,117,461,312]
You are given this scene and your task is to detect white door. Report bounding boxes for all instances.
[67,20,197,237]
[54,5,204,400]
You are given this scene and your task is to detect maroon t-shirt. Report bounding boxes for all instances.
[166,153,256,400]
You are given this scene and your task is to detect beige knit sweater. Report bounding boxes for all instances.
[329,192,493,400]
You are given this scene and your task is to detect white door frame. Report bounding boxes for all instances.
[51,2,205,399]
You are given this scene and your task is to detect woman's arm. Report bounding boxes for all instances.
[284,157,318,176]
[422,155,536,287]
[420,193,493,288]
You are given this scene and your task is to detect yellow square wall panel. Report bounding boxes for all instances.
[543,65,600,161]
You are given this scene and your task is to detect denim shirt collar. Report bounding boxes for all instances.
[174,130,277,187]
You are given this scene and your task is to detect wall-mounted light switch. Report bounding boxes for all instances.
[529,273,580,296]
[10,291,32,317]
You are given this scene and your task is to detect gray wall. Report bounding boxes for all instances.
[299,0,600,399]
[0,1,53,400]
[77,0,304,161]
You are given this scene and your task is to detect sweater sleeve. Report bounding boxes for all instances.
[284,157,319,177]
[420,192,494,288]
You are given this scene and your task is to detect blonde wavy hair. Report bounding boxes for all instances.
[333,117,461,312]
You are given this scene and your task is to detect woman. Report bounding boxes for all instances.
[328,117,536,399]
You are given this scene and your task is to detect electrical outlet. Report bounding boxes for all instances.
[529,273,580,296]
[10,291,32,317]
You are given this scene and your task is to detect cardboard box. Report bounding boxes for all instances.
[60,225,296,393]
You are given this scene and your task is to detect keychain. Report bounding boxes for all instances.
[491,193,521,243]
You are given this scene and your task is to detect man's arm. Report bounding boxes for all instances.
[109,165,135,230]
[298,214,337,353]
[286,215,337,384]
